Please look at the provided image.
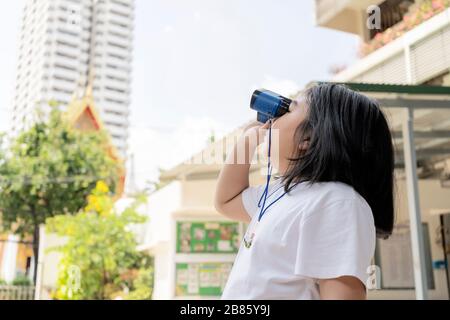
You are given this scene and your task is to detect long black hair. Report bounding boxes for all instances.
[283,83,395,239]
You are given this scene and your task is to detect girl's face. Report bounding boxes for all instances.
[269,95,309,175]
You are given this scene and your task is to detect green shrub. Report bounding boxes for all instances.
[12,275,32,286]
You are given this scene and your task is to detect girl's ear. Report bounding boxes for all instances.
[298,139,310,152]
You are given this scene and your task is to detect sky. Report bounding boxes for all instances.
[0,0,360,189]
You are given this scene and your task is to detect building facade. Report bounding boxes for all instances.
[315,0,450,299]
[11,0,134,157]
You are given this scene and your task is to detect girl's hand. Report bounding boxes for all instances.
[215,120,270,224]
[243,121,270,146]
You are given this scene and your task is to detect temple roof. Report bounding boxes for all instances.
[66,86,121,162]
[66,86,126,196]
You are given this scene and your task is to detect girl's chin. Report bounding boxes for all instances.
[275,163,291,176]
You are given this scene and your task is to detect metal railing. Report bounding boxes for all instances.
[0,285,35,300]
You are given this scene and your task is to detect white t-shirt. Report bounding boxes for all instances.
[221,180,376,300]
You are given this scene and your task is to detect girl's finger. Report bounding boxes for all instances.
[244,121,261,131]
[260,121,271,130]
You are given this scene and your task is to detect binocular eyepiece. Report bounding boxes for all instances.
[250,89,292,123]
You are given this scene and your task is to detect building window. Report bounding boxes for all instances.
[374,222,435,290]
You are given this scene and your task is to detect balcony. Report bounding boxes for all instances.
[107,22,133,39]
[99,98,129,113]
[361,0,450,56]
[104,124,127,139]
[102,55,131,72]
[103,113,129,130]
[102,105,129,117]
[103,66,131,80]
[315,0,384,35]
[103,89,130,103]
[107,0,134,18]
[333,6,450,85]
[316,0,450,55]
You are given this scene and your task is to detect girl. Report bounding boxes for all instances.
[214,83,394,300]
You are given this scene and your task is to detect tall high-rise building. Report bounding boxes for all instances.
[12,0,134,157]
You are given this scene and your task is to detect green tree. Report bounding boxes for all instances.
[125,267,154,300]
[0,109,119,284]
[46,182,151,300]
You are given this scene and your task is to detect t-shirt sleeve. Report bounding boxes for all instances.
[241,184,265,219]
[294,199,376,287]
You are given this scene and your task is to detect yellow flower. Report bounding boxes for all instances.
[96,181,109,194]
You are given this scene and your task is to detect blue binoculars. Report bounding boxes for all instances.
[250,89,293,123]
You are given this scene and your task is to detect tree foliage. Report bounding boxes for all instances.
[46,181,152,300]
[0,109,120,282]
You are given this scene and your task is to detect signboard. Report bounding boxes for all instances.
[176,221,240,253]
[175,262,232,297]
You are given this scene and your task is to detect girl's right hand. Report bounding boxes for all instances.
[215,120,271,224]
